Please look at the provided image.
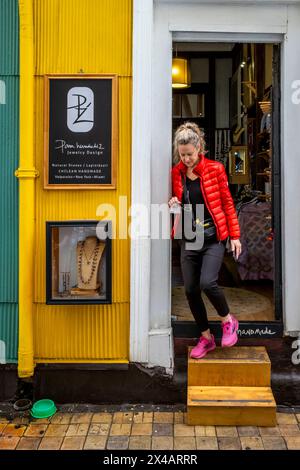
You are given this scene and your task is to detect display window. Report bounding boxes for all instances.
[46,221,112,304]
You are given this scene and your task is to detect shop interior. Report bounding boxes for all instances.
[171,42,279,324]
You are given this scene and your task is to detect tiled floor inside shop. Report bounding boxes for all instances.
[172,251,275,322]
[1,407,300,450]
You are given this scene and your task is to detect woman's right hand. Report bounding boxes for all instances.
[168,196,180,208]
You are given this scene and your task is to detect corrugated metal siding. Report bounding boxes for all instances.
[0,305,18,363]
[32,0,132,362]
[34,0,132,76]
[0,0,19,364]
[34,303,129,361]
[0,0,19,75]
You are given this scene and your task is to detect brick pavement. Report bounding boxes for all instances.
[0,409,300,450]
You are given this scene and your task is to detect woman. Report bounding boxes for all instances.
[169,122,242,359]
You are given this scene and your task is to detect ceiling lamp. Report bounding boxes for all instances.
[172,58,191,89]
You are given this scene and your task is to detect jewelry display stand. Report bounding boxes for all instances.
[47,221,112,304]
[70,236,105,296]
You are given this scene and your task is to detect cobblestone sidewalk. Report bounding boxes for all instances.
[0,408,300,451]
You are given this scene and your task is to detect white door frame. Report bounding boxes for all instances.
[131,0,300,369]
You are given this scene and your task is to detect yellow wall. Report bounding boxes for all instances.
[32,0,132,362]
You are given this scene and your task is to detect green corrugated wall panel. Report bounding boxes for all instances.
[0,304,18,363]
[0,0,19,75]
[0,0,19,364]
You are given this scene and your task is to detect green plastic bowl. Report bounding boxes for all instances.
[30,399,57,419]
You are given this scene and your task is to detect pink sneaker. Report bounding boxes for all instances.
[221,315,239,347]
[190,335,216,359]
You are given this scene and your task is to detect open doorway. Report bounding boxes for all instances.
[171,42,282,336]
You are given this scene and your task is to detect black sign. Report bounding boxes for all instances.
[44,76,117,188]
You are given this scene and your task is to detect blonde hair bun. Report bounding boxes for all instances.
[173,122,206,163]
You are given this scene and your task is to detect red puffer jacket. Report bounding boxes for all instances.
[171,155,240,241]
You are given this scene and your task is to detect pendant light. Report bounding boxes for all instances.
[172,57,191,89]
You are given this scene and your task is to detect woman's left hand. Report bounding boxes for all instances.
[230,239,242,260]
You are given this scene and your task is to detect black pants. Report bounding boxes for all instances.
[180,239,230,332]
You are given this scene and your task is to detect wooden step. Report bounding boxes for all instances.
[187,386,276,426]
[188,346,271,387]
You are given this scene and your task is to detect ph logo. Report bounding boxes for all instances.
[67,87,94,132]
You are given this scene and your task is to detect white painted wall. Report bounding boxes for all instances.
[165,2,287,34]
[281,4,300,333]
[0,80,5,104]
[130,0,153,364]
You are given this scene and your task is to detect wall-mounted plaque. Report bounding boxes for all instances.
[44,75,118,189]
[46,221,112,304]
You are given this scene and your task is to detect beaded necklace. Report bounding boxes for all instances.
[78,239,100,285]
